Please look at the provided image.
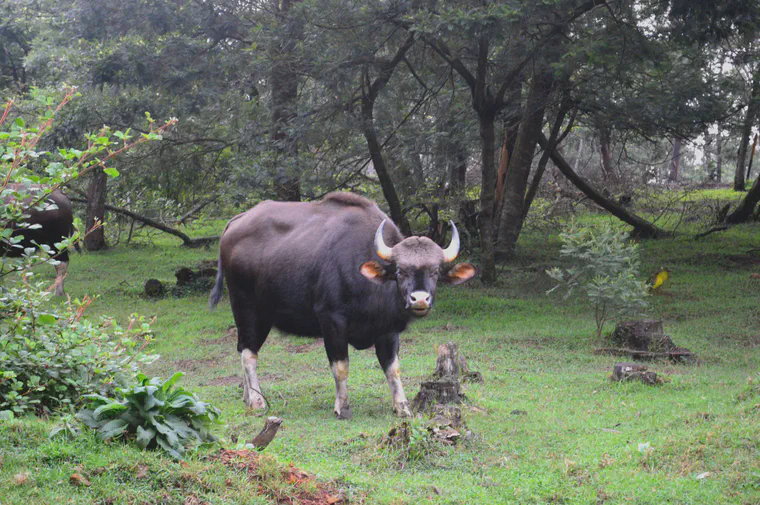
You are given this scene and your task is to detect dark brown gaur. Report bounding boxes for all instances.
[209,192,476,419]
[2,185,78,296]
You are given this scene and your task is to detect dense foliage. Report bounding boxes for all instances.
[2,0,758,277]
[77,372,223,459]
[0,91,167,417]
[0,289,156,418]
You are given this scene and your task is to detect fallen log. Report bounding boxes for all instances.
[610,362,661,385]
[70,197,219,248]
[595,347,697,362]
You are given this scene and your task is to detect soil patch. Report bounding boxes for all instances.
[214,449,346,505]
[203,327,237,346]
[205,375,241,387]
[286,338,323,354]
[686,253,760,269]
[172,357,221,373]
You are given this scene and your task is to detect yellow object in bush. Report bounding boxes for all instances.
[648,267,670,291]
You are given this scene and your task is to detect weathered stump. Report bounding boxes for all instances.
[172,263,218,295]
[412,343,465,413]
[248,416,282,451]
[144,279,165,297]
[600,320,697,363]
[611,320,674,351]
[611,362,661,385]
[458,354,484,384]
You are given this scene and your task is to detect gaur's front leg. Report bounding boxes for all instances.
[376,333,411,417]
[321,315,352,420]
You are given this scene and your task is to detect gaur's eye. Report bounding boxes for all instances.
[429,270,439,278]
[397,269,409,278]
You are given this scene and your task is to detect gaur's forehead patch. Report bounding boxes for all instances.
[392,237,444,267]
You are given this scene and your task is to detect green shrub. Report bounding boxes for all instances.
[77,372,223,459]
[0,287,156,417]
[0,89,170,419]
[547,222,649,341]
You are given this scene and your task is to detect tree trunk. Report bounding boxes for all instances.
[538,133,665,238]
[726,175,760,224]
[573,135,584,174]
[361,100,411,236]
[716,132,723,182]
[668,138,682,182]
[477,112,498,283]
[704,130,713,181]
[735,68,760,191]
[491,121,520,242]
[746,133,758,180]
[270,0,303,202]
[523,96,571,221]
[599,123,615,180]
[497,71,552,256]
[84,167,107,251]
[357,33,415,236]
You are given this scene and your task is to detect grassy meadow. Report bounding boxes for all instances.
[1,203,760,504]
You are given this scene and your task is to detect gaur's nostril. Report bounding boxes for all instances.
[409,291,431,307]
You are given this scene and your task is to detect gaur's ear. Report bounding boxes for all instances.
[443,263,477,285]
[360,261,394,284]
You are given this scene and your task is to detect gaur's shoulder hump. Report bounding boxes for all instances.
[321,192,376,208]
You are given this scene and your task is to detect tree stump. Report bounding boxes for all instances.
[601,320,696,363]
[611,320,674,351]
[458,354,484,384]
[172,263,218,295]
[144,279,165,297]
[248,417,283,451]
[412,343,465,413]
[611,362,661,385]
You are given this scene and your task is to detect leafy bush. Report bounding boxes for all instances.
[547,222,648,341]
[77,372,223,459]
[0,89,171,418]
[0,289,156,417]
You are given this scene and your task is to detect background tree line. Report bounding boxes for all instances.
[2,0,760,282]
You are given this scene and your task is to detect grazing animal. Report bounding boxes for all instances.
[2,186,78,296]
[209,192,477,419]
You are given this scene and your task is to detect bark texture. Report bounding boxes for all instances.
[84,167,107,251]
[497,70,553,256]
[735,68,760,191]
[668,138,682,182]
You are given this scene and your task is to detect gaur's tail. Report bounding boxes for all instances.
[209,256,224,310]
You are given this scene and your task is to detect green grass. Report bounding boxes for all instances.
[2,215,760,504]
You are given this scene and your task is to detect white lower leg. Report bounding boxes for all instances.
[53,261,68,297]
[331,360,351,419]
[385,358,411,417]
[241,349,266,409]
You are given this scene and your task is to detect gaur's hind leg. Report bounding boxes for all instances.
[231,293,272,410]
[376,333,411,417]
[53,260,68,297]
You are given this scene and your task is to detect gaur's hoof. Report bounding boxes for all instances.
[243,390,266,410]
[334,406,352,420]
[395,401,412,418]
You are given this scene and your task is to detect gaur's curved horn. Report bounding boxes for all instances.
[374,220,394,261]
[442,221,460,262]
